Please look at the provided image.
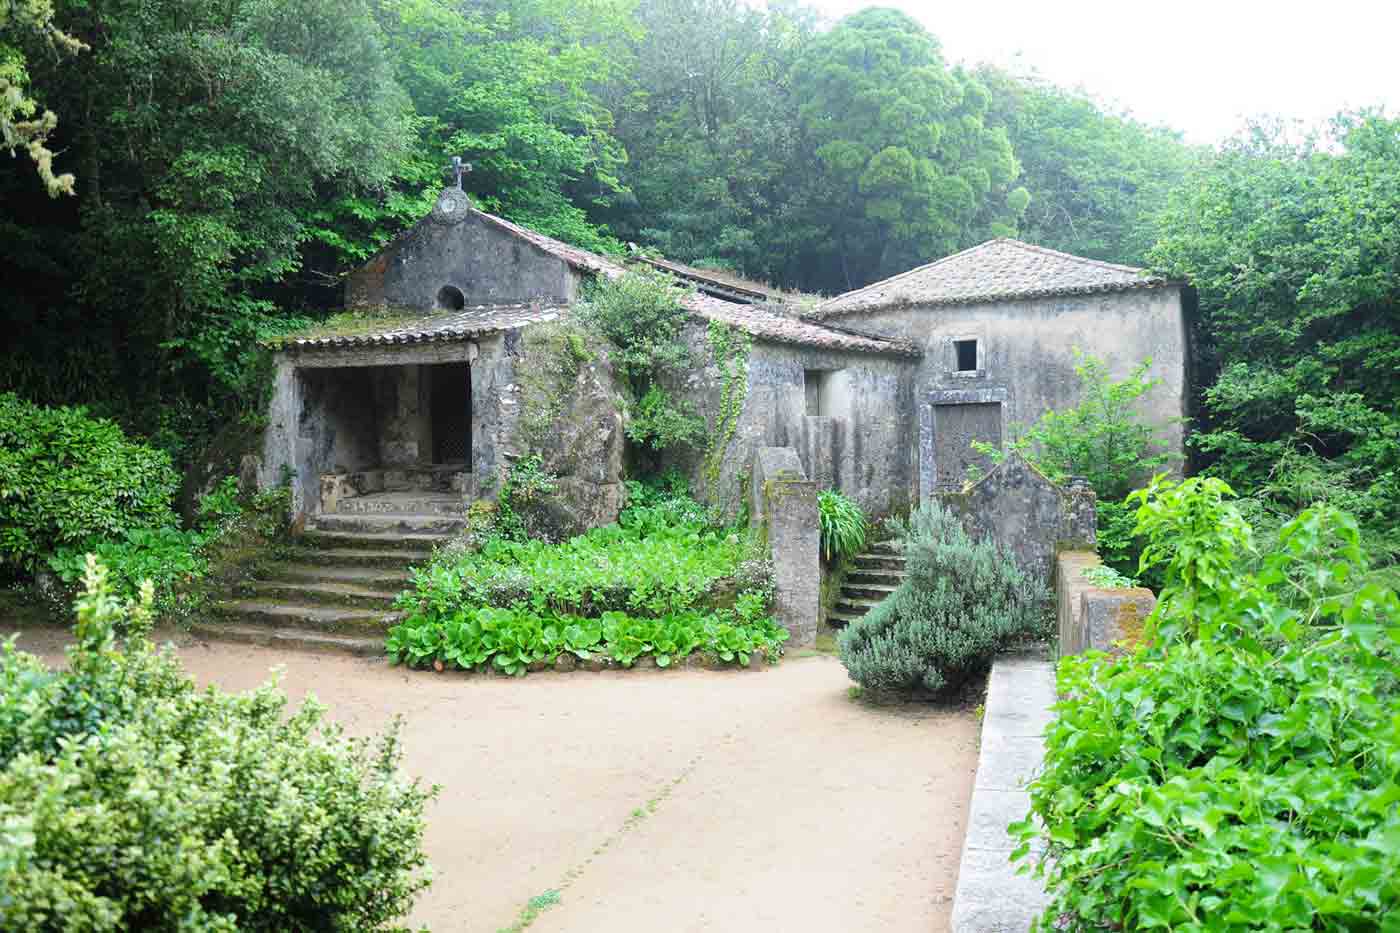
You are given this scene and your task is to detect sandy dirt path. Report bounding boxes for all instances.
[8,625,979,933]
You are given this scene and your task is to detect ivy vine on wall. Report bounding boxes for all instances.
[703,321,752,502]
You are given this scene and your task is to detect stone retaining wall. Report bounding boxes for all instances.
[1055,550,1156,657]
[951,652,1054,932]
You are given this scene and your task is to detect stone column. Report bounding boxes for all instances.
[752,447,820,649]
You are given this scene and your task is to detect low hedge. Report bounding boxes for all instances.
[389,485,785,674]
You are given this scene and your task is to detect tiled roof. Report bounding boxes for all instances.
[635,257,779,304]
[810,238,1171,318]
[684,293,920,358]
[473,211,627,280]
[275,304,563,350]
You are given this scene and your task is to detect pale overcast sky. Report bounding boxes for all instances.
[812,0,1400,143]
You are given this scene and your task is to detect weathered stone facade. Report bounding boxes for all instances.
[662,321,916,520]
[818,286,1190,497]
[1055,550,1157,656]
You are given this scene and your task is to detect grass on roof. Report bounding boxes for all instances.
[263,307,441,346]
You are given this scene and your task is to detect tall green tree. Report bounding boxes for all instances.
[366,0,634,255]
[975,66,1199,264]
[0,0,412,457]
[782,8,1027,291]
[601,0,814,276]
[1149,112,1400,547]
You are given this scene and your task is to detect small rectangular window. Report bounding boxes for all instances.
[954,339,978,373]
[804,369,827,416]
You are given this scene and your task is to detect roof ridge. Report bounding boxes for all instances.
[997,237,1149,276]
[813,240,1000,312]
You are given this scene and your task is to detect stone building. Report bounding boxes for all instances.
[259,186,1190,528]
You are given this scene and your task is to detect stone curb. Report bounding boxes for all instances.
[950,652,1055,932]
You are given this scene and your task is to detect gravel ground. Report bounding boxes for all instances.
[7,624,980,933]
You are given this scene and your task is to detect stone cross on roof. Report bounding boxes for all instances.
[446,156,471,190]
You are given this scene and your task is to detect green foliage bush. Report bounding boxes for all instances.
[837,501,1048,695]
[0,393,180,570]
[817,488,868,561]
[0,558,433,931]
[1015,476,1400,929]
[389,487,782,673]
[40,478,291,619]
[575,269,703,454]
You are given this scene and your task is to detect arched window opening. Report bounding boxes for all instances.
[437,285,466,311]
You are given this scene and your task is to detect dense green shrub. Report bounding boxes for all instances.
[0,393,180,570]
[817,488,868,561]
[1015,476,1400,930]
[837,501,1048,695]
[0,558,433,931]
[622,470,713,529]
[40,478,291,618]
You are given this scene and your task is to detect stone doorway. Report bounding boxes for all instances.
[931,402,1002,490]
[919,388,1008,495]
[428,362,471,468]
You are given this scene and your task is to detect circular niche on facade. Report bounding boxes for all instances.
[437,285,466,311]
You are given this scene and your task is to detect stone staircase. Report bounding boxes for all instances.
[827,541,906,627]
[195,492,465,656]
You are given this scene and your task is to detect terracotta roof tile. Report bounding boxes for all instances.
[810,238,1172,318]
[684,293,920,358]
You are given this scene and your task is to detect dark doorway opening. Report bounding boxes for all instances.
[429,363,471,468]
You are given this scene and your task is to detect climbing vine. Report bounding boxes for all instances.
[703,321,752,503]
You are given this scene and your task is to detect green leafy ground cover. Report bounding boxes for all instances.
[1015,477,1400,929]
[387,482,785,675]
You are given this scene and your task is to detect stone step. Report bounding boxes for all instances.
[299,527,449,551]
[867,540,902,555]
[845,568,906,586]
[840,582,901,601]
[211,599,400,634]
[826,609,868,627]
[834,596,886,616]
[852,553,906,571]
[309,513,465,536]
[336,492,466,516]
[191,622,384,657]
[283,546,432,569]
[260,562,413,589]
[235,580,402,610]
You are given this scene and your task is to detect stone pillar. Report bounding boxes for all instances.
[1063,476,1098,549]
[259,356,303,512]
[752,447,820,649]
